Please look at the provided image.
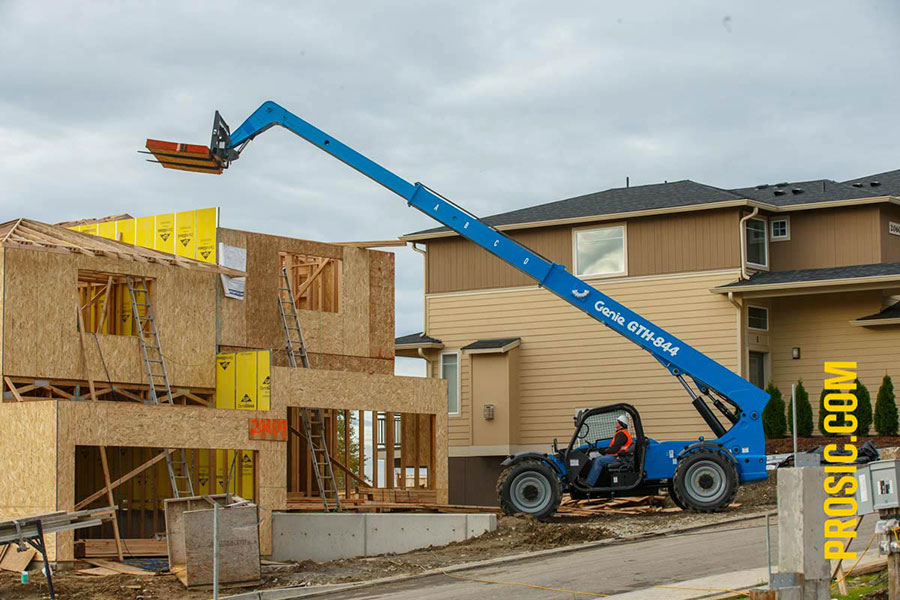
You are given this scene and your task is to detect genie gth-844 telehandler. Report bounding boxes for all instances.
[145,100,770,519]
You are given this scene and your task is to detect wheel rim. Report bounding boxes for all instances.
[684,461,727,503]
[511,472,552,513]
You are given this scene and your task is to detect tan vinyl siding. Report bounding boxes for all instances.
[768,206,881,272]
[426,226,573,294]
[427,271,741,446]
[426,209,742,294]
[626,209,741,277]
[770,291,900,428]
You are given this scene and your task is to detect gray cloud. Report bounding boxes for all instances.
[2,1,899,377]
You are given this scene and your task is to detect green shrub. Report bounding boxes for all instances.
[818,386,849,435]
[852,379,873,436]
[762,382,787,439]
[787,380,814,437]
[874,375,899,436]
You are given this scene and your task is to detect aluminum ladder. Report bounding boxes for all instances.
[127,276,195,499]
[278,267,342,512]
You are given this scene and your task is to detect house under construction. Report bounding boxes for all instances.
[0,213,447,561]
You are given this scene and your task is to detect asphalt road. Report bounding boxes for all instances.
[312,515,876,600]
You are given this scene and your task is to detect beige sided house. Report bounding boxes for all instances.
[397,169,900,506]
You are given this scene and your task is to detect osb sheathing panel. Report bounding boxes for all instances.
[0,248,5,376]
[2,248,216,388]
[270,366,444,414]
[368,250,394,360]
[0,402,59,556]
[217,229,386,362]
[218,347,393,375]
[54,401,285,559]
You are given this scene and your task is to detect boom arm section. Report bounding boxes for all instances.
[176,101,768,448]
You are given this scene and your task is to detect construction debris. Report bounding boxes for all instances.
[557,495,742,516]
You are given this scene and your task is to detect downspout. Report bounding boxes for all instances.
[728,292,744,378]
[739,206,759,280]
[417,347,433,377]
[410,242,428,335]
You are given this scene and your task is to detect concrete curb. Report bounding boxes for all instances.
[223,510,776,600]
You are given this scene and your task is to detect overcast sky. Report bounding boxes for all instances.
[2,2,899,377]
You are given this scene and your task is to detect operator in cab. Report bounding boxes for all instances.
[585,414,633,486]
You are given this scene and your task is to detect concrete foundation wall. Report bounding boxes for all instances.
[270,512,497,562]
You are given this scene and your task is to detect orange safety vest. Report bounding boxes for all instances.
[614,428,633,455]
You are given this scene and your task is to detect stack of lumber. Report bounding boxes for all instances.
[76,538,169,558]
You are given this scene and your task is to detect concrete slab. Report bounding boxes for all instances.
[271,512,497,562]
[272,513,365,562]
[465,514,497,538]
[365,513,467,556]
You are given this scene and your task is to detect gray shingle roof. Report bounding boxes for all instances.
[856,302,900,322]
[843,169,900,197]
[718,262,900,288]
[409,180,743,236]
[461,337,521,351]
[729,180,875,206]
[405,169,900,239]
[395,332,442,346]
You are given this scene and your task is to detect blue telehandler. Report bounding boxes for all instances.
[145,101,770,518]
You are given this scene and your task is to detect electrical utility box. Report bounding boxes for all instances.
[870,460,900,511]
[855,464,873,516]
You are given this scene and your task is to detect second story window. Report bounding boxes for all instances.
[744,218,768,269]
[770,218,790,241]
[280,252,342,313]
[441,352,460,415]
[574,225,626,277]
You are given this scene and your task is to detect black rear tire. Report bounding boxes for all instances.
[497,459,561,521]
[672,449,738,513]
[667,481,687,510]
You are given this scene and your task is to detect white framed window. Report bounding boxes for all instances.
[440,352,460,415]
[744,217,768,269]
[574,225,627,277]
[747,306,769,331]
[770,217,790,241]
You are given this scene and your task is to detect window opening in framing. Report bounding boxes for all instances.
[279,252,341,313]
[77,271,151,336]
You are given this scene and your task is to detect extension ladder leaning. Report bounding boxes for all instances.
[278,267,342,512]
[127,276,195,499]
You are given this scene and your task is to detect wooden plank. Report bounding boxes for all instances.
[0,545,36,572]
[84,558,154,576]
[75,450,169,511]
[80,538,168,558]
[292,258,331,299]
[329,456,371,489]
[76,566,119,577]
[357,410,365,485]
[3,378,23,402]
[385,412,395,489]
[344,410,350,497]
[371,411,378,488]
[99,446,124,562]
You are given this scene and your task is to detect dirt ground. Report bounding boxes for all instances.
[766,435,900,454]
[0,478,777,600]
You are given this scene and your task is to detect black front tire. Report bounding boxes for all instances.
[497,459,562,521]
[672,449,738,513]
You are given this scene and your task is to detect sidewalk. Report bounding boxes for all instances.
[603,552,886,600]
